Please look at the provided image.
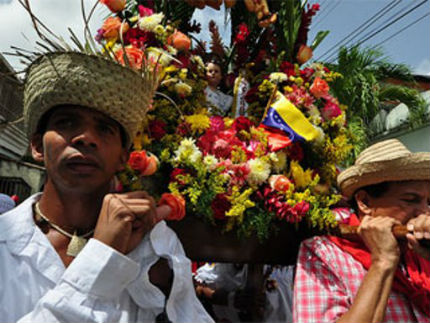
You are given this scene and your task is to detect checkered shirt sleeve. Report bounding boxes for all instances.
[293,236,430,323]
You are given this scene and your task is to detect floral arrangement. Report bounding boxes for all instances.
[98,0,354,241]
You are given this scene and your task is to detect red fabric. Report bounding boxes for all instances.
[259,125,292,151]
[294,236,429,323]
[327,214,430,317]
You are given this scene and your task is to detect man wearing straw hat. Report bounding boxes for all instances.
[0,48,213,323]
[293,139,430,323]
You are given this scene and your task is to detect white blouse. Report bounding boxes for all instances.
[205,86,233,114]
[0,194,213,323]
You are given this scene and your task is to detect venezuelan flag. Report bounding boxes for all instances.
[261,93,319,143]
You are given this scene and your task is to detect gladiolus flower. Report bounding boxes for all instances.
[100,0,126,13]
[296,44,313,65]
[167,30,191,51]
[159,193,186,221]
[310,77,329,98]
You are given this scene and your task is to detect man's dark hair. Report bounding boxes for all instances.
[351,182,391,210]
[35,105,128,148]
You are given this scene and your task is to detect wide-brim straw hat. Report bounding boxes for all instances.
[24,52,156,146]
[337,139,430,198]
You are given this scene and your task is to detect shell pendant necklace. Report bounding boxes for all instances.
[34,202,94,257]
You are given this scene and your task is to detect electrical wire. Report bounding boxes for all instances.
[315,0,401,61]
[325,0,428,63]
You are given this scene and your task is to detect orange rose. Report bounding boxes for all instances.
[296,44,313,65]
[159,193,186,221]
[310,77,330,98]
[269,175,291,192]
[127,150,159,176]
[102,17,129,39]
[115,47,144,70]
[141,153,159,176]
[167,30,191,51]
[100,0,126,12]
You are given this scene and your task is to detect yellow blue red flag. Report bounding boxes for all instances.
[261,93,318,143]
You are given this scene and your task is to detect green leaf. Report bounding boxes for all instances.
[310,30,329,51]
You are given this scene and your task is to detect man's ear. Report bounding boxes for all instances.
[31,133,44,163]
[116,149,128,172]
[354,190,372,216]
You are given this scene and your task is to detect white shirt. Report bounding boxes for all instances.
[195,263,294,323]
[0,194,213,323]
[205,86,233,115]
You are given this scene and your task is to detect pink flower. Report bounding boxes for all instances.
[230,163,250,187]
[213,139,231,159]
[209,116,225,133]
[138,5,154,17]
[321,101,342,120]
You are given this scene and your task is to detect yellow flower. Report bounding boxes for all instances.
[283,86,293,93]
[175,82,193,97]
[226,186,255,225]
[247,158,271,186]
[185,114,210,132]
[290,160,313,189]
[138,13,164,32]
[178,68,188,80]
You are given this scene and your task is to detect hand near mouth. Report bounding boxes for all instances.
[94,191,171,254]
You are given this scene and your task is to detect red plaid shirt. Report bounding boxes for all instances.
[293,236,430,323]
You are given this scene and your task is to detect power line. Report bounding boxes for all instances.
[315,0,401,61]
[325,0,428,63]
[312,0,341,29]
[374,12,430,47]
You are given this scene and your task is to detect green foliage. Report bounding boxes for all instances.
[329,45,426,156]
[276,0,302,62]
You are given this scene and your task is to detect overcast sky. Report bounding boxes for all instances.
[0,0,428,76]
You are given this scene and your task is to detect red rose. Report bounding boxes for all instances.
[128,150,148,172]
[211,194,231,220]
[149,119,166,140]
[232,116,253,133]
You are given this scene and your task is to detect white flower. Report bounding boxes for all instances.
[269,72,288,83]
[175,138,202,164]
[246,158,271,186]
[307,105,322,125]
[138,13,164,32]
[203,155,219,170]
[313,126,325,144]
[271,151,287,173]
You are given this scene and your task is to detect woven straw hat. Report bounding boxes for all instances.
[24,52,156,146]
[337,139,430,198]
